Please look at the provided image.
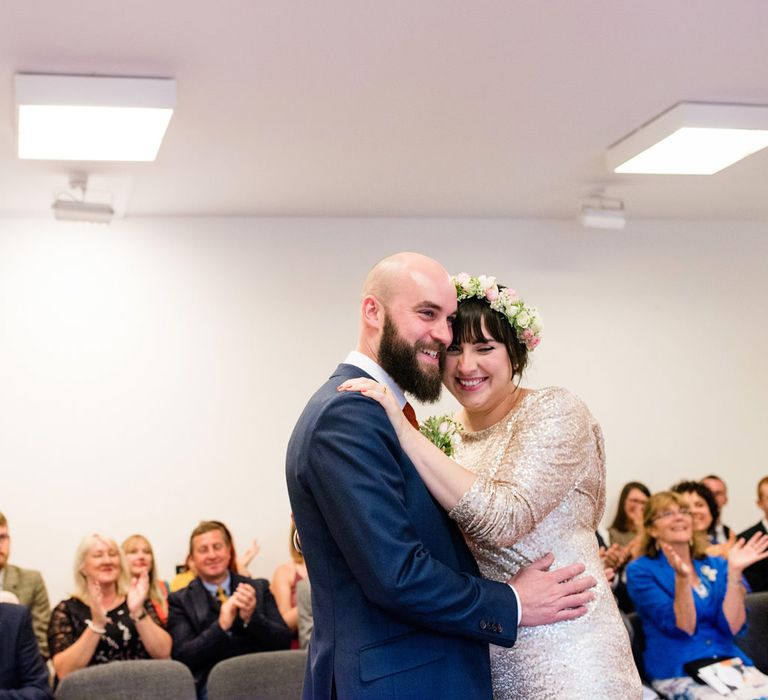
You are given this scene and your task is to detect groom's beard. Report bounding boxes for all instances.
[378,316,444,403]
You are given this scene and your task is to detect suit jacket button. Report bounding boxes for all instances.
[497,624,503,633]
[479,620,488,630]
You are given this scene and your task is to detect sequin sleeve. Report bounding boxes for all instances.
[449,388,603,548]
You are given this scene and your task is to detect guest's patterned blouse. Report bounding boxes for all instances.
[48,597,162,666]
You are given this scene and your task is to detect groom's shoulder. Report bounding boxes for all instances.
[294,364,379,428]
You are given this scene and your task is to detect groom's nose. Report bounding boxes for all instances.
[431,318,452,348]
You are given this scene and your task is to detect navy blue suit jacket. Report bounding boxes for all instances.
[286,364,518,700]
[0,603,52,699]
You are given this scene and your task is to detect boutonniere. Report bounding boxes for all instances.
[419,415,464,457]
[700,565,718,582]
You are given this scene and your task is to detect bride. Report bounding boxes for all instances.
[340,273,641,699]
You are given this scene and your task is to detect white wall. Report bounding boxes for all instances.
[2,216,767,604]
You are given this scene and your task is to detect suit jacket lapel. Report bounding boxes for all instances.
[189,579,217,630]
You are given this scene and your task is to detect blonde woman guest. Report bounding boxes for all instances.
[122,534,170,624]
[270,522,307,646]
[48,534,171,681]
[627,492,768,699]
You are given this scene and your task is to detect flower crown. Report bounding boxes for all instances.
[452,273,542,351]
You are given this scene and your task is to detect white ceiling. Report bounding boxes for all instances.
[1,0,768,220]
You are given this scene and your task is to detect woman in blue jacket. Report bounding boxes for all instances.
[627,491,768,699]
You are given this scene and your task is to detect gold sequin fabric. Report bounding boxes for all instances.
[450,387,642,699]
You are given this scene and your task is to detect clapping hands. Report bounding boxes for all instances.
[87,578,109,628]
[237,539,261,575]
[127,570,150,618]
[661,543,692,578]
[728,532,768,574]
[218,583,258,630]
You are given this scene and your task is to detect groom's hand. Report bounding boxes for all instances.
[509,552,596,627]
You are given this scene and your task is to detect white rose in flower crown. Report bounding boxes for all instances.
[515,310,531,328]
[477,275,496,292]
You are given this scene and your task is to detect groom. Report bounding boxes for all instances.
[286,252,595,699]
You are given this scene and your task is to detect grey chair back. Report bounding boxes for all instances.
[736,591,768,673]
[207,649,307,700]
[55,659,196,700]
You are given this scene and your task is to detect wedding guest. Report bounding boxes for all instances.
[701,475,733,544]
[170,531,260,594]
[608,482,651,549]
[270,521,307,646]
[0,511,52,658]
[627,491,768,699]
[739,476,768,592]
[122,534,170,624]
[672,480,733,557]
[48,533,171,682]
[0,602,52,699]
[168,521,291,697]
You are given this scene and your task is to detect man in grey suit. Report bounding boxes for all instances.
[0,511,51,659]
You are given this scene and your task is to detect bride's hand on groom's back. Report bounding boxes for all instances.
[510,552,597,627]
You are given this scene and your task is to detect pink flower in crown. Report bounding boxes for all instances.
[455,272,471,291]
[528,336,541,349]
[505,289,518,300]
[521,329,533,340]
[485,286,499,301]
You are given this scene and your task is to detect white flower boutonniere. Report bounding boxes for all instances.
[700,564,718,582]
[419,415,464,457]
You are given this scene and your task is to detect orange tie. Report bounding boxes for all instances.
[402,402,419,429]
[216,586,228,604]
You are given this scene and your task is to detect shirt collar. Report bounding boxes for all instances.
[201,572,231,598]
[343,351,407,409]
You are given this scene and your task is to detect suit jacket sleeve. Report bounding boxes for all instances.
[0,605,53,700]
[305,393,518,645]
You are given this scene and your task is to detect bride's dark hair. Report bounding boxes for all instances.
[451,289,529,379]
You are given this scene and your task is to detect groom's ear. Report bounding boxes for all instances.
[362,294,383,328]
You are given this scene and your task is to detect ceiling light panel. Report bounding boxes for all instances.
[15,74,176,161]
[607,102,768,175]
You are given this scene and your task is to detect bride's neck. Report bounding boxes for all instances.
[461,386,527,432]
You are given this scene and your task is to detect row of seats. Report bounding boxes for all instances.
[55,649,307,700]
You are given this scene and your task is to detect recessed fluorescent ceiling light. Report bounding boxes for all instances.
[15,74,176,161]
[606,102,768,175]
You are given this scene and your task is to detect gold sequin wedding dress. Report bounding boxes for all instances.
[450,387,642,699]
